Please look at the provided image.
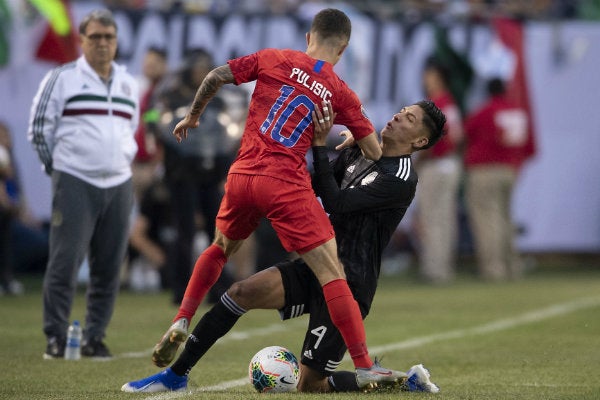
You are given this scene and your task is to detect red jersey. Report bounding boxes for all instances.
[134,84,157,162]
[227,48,375,187]
[429,91,463,158]
[464,95,529,168]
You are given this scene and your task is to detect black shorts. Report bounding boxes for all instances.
[276,259,348,375]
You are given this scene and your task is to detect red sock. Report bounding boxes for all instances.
[322,279,372,369]
[174,244,227,322]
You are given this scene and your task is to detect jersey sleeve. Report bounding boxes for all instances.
[227,50,264,85]
[312,147,410,214]
[27,68,64,175]
[333,83,375,141]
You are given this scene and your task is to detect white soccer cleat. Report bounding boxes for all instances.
[152,318,189,367]
[403,364,440,393]
[355,358,408,391]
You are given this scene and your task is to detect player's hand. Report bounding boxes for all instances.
[312,100,336,147]
[335,130,355,150]
[172,114,199,143]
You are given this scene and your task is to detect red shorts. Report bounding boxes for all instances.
[216,174,335,254]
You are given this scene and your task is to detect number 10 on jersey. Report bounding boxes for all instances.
[260,85,314,148]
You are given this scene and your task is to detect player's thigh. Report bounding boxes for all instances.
[278,259,318,320]
[215,174,262,241]
[259,177,334,254]
[299,238,345,284]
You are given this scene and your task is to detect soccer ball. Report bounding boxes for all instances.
[248,346,300,393]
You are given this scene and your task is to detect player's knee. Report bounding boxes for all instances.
[213,233,243,258]
[226,267,284,310]
[226,280,257,309]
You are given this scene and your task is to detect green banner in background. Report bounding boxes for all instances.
[0,0,11,66]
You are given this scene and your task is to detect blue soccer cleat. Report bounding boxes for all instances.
[121,368,188,393]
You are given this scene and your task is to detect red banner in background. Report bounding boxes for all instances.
[493,17,537,164]
[34,0,79,64]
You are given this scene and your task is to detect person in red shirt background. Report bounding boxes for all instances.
[146,8,403,391]
[131,46,168,202]
[464,77,529,281]
[416,60,464,284]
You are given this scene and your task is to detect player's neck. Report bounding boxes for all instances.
[305,42,341,65]
[382,142,411,157]
[306,51,337,65]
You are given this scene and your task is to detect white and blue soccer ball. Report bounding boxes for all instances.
[248,346,300,393]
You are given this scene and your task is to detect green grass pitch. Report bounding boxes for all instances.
[1,260,599,399]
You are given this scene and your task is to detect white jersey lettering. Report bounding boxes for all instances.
[289,67,332,101]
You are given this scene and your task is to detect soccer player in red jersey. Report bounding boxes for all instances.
[152,8,403,389]
[121,101,446,394]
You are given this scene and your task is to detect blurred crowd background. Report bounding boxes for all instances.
[0,0,599,297]
[101,0,596,20]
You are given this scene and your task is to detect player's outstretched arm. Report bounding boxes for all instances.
[172,64,236,142]
[356,131,382,161]
[334,130,382,162]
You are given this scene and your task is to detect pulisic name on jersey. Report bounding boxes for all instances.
[289,68,332,101]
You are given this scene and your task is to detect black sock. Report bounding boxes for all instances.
[328,371,360,392]
[171,293,246,376]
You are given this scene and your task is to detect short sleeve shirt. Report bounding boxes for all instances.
[227,48,374,187]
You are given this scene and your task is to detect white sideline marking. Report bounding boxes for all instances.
[142,296,600,399]
[357,295,600,358]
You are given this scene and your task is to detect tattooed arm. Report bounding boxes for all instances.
[172,64,235,142]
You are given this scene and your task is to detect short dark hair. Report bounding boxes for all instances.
[183,48,214,72]
[487,77,506,96]
[147,46,167,60]
[310,8,351,45]
[181,48,214,84]
[416,99,446,150]
[79,9,117,35]
[423,57,451,89]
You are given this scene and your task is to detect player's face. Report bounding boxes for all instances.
[80,21,117,68]
[381,105,426,143]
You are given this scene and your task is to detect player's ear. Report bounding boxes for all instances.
[337,43,348,57]
[413,136,429,149]
[306,32,311,46]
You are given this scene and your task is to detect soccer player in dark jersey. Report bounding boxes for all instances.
[122,100,446,393]
[150,8,397,388]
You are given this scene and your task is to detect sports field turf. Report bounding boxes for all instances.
[1,257,598,399]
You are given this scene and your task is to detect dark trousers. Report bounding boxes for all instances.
[163,151,235,304]
[43,171,132,340]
